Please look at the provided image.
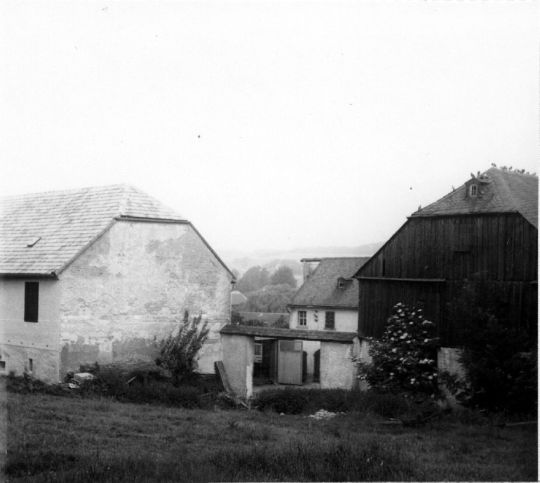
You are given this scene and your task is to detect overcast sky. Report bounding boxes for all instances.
[1,1,538,253]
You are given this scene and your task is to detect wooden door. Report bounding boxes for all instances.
[277,339,303,385]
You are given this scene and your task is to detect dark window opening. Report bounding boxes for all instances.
[325,311,335,330]
[28,358,33,372]
[469,184,478,197]
[0,361,5,371]
[337,278,352,289]
[298,310,307,326]
[24,282,39,322]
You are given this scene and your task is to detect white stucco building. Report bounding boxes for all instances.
[288,257,369,381]
[0,184,234,382]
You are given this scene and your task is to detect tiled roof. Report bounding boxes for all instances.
[237,312,288,325]
[221,324,358,342]
[411,168,538,228]
[289,257,369,309]
[0,184,185,276]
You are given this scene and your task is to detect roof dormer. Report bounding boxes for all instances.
[466,171,491,199]
[337,277,353,289]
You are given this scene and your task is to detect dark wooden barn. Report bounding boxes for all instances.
[354,167,538,346]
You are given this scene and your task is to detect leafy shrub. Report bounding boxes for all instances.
[361,391,413,418]
[77,363,208,408]
[254,388,309,414]
[358,302,440,399]
[244,284,297,313]
[253,387,414,418]
[449,321,537,415]
[157,311,209,385]
[446,281,537,416]
[5,373,70,397]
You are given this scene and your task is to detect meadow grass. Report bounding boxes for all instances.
[5,392,537,482]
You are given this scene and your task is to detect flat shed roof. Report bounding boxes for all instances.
[220,324,358,343]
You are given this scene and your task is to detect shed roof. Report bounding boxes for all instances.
[289,257,369,309]
[220,324,358,342]
[237,312,288,325]
[411,168,538,228]
[0,184,231,277]
[231,290,248,306]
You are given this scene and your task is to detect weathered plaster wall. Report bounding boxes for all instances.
[289,308,358,332]
[437,347,465,379]
[320,340,358,389]
[221,334,254,398]
[0,279,61,382]
[59,220,232,376]
[302,340,320,379]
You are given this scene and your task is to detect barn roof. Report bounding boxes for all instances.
[288,257,369,309]
[411,168,538,228]
[0,184,232,277]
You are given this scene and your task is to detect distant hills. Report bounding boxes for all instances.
[221,242,384,276]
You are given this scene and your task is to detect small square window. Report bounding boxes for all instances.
[325,311,335,330]
[298,311,307,327]
[24,282,39,323]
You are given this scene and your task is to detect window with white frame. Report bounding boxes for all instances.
[298,310,307,327]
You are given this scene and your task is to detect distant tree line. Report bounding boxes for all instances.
[233,265,297,313]
[235,265,297,293]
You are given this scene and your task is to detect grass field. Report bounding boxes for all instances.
[4,392,537,482]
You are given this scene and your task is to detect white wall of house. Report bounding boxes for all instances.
[288,308,358,332]
[287,308,358,380]
[320,339,360,389]
[58,220,232,377]
[302,340,320,380]
[0,279,61,382]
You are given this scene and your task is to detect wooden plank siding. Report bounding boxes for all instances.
[358,213,537,346]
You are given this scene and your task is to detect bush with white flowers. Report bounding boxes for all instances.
[358,302,440,399]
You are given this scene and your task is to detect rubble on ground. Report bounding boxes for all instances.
[73,372,96,384]
[308,409,344,420]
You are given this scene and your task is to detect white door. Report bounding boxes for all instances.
[277,339,303,385]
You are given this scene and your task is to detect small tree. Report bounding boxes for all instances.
[157,311,209,385]
[445,281,537,415]
[245,284,296,312]
[269,266,297,288]
[358,302,440,400]
[235,266,270,293]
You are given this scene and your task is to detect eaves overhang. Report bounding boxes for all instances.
[287,304,358,311]
[0,272,58,279]
[221,324,358,343]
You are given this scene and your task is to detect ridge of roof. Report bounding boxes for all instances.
[410,167,538,228]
